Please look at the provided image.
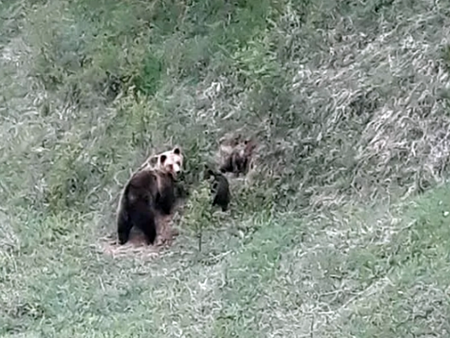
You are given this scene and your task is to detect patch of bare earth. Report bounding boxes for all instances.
[98,213,181,260]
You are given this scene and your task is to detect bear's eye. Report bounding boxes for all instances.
[176,161,181,166]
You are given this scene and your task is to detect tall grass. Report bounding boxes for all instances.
[1,0,450,336]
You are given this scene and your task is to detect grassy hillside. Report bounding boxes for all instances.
[1,0,450,336]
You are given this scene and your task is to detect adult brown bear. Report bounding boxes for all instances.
[116,147,183,245]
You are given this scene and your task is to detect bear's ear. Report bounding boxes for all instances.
[160,154,167,164]
[148,155,159,167]
[172,147,181,155]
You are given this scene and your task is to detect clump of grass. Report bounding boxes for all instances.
[13,0,450,216]
[179,180,213,252]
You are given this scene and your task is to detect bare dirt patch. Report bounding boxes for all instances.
[97,213,181,260]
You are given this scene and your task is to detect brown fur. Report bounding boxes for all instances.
[219,136,257,176]
[116,147,183,245]
[116,168,160,245]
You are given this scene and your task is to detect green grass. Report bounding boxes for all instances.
[2,181,450,336]
[1,0,450,336]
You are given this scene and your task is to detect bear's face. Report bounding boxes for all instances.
[149,147,183,178]
[219,134,243,156]
[243,138,257,156]
[203,167,215,182]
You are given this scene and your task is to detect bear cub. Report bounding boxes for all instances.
[219,134,257,176]
[204,166,231,212]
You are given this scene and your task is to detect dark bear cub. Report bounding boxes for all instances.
[204,167,231,212]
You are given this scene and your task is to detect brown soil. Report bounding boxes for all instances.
[98,213,180,260]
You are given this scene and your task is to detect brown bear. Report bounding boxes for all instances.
[219,135,257,176]
[116,147,183,245]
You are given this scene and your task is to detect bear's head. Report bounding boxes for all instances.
[148,147,183,179]
[242,138,257,156]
